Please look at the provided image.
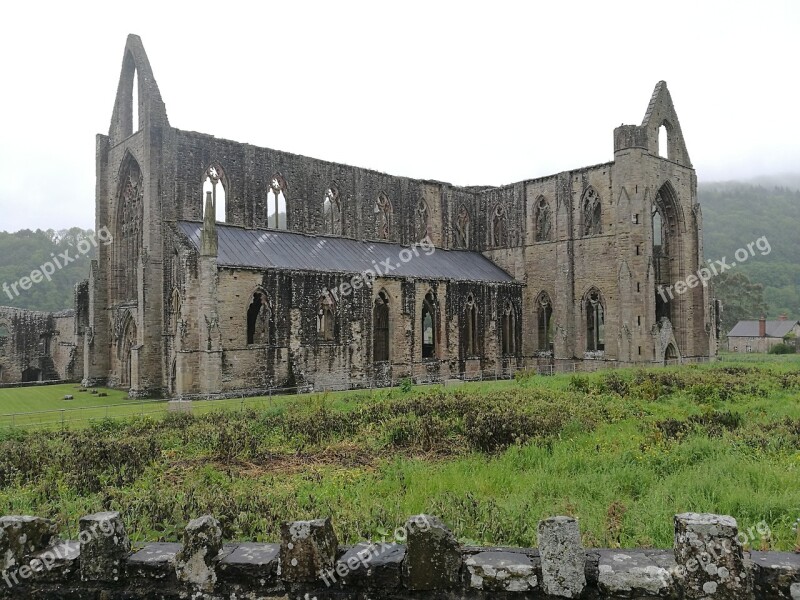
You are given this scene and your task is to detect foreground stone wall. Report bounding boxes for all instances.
[1,511,796,599]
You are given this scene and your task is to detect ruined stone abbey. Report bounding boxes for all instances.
[0,35,717,396]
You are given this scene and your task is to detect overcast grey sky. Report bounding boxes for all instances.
[0,0,797,232]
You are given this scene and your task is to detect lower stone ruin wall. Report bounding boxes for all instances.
[1,511,797,599]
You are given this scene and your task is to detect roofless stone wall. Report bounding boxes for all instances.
[0,512,797,599]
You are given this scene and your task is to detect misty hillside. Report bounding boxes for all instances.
[0,229,95,312]
[699,180,800,320]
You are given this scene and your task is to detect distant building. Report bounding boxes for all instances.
[727,316,800,353]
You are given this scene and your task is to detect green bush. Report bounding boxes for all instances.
[769,343,796,355]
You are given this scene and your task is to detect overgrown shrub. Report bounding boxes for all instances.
[769,343,796,355]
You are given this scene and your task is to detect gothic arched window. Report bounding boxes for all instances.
[582,188,602,236]
[247,290,272,345]
[317,295,335,342]
[455,205,471,248]
[373,291,390,362]
[536,292,553,352]
[322,184,341,235]
[534,196,552,242]
[501,300,516,355]
[202,164,226,223]
[585,289,605,352]
[115,154,144,302]
[492,204,508,247]
[416,200,430,242]
[266,173,288,229]
[464,294,479,356]
[375,192,392,239]
[421,291,437,359]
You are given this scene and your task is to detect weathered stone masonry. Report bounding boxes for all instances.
[6,33,718,395]
[0,290,86,385]
[0,511,796,599]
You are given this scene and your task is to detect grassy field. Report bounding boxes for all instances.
[0,354,798,551]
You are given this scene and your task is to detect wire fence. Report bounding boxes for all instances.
[0,355,716,431]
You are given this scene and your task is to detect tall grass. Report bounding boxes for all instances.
[0,358,798,550]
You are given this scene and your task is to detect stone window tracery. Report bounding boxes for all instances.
[492,204,508,247]
[455,205,471,248]
[373,291,390,362]
[266,174,288,229]
[536,292,553,352]
[465,294,479,356]
[202,164,226,223]
[582,188,602,236]
[422,291,437,359]
[534,196,552,242]
[585,289,605,352]
[375,192,392,239]
[322,184,341,235]
[116,155,143,302]
[416,200,430,242]
[501,299,516,355]
[317,295,335,342]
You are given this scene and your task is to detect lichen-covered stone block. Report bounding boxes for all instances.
[674,512,749,599]
[597,549,674,597]
[79,511,130,582]
[0,516,59,574]
[746,550,800,600]
[30,540,80,583]
[218,542,280,588]
[537,516,586,598]
[335,541,405,588]
[401,514,461,590]
[174,515,222,591]
[279,518,338,583]
[465,550,539,592]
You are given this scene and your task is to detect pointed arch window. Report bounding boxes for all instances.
[536,292,553,352]
[373,291,390,362]
[375,192,392,239]
[422,291,438,359]
[658,122,670,159]
[267,174,288,229]
[534,196,552,242]
[317,295,335,342]
[465,294,479,356]
[0,323,9,339]
[131,67,139,135]
[455,205,471,248]
[322,184,342,235]
[39,334,51,355]
[416,200,430,242]
[247,290,272,345]
[585,290,605,352]
[582,188,602,236]
[202,165,226,223]
[492,204,508,247]
[501,300,517,355]
[115,154,143,302]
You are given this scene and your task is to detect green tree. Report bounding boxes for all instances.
[711,271,768,335]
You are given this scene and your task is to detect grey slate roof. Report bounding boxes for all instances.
[176,221,516,284]
[727,320,799,338]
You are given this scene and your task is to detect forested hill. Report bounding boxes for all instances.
[699,181,800,321]
[0,179,798,320]
[0,229,96,312]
